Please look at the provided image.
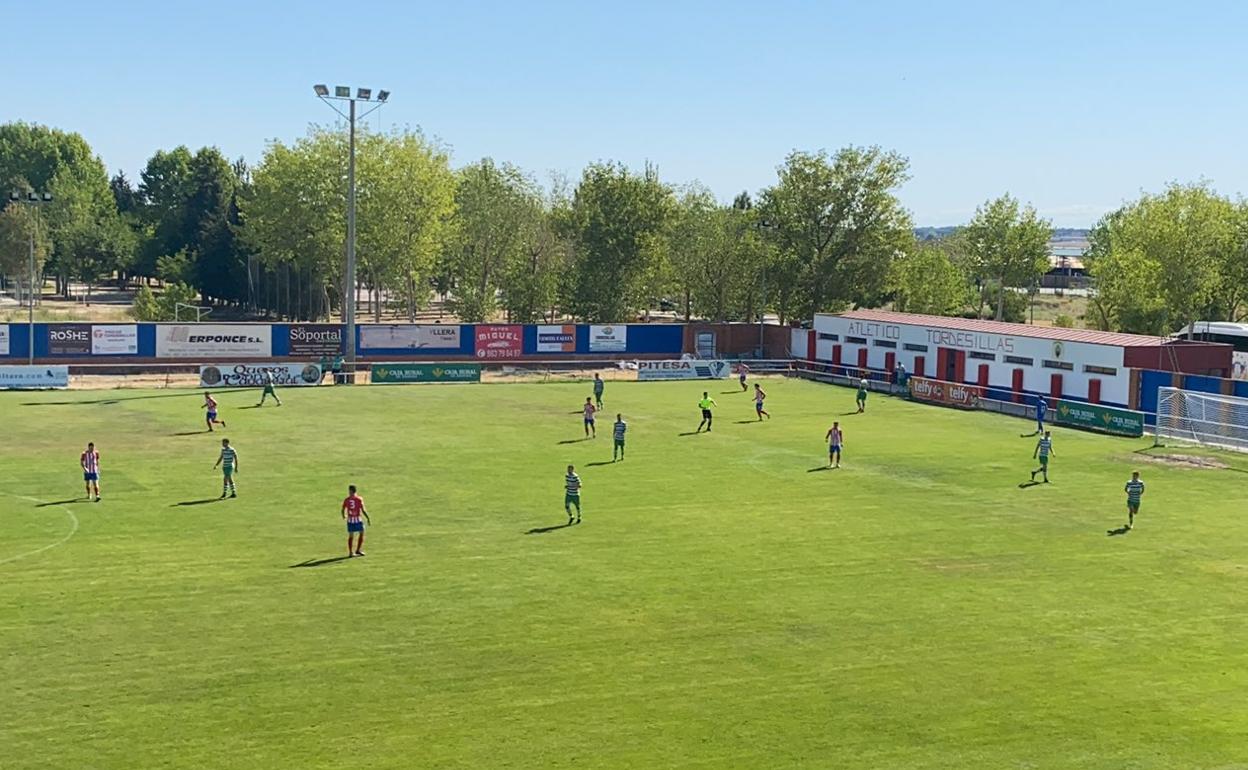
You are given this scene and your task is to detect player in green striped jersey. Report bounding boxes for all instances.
[213,438,239,498]
[1030,431,1053,483]
[612,414,627,462]
[565,465,582,525]
[1124,471,1144,530]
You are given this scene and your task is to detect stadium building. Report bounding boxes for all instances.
[792,309,1234,408]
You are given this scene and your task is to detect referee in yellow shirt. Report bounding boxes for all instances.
[697,392,718,433]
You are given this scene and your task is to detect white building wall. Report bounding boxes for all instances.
[790,328,808,359]
[811,314,1133,405]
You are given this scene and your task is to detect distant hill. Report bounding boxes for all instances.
[915,227,1089,242]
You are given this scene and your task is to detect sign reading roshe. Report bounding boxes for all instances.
[637,360,731,381]
[48,324,92,355]
[1054,400,1144,437]
[199,363,323,388]
[370,363,481,383]
[0,365,69,389]
[908,376,981,409]
[157,324,271,358]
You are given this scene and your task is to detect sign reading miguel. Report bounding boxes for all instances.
[48,324,92,355]
[637,359,731,381]
[475,325,522,359]
[157,324,271,358]
[908,376,981,409]
[199,363,323,388]
[288,325,343,357]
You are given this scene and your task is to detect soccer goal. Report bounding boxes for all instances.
[1155,387,1248,453]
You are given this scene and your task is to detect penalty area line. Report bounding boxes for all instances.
[0,493,80,567]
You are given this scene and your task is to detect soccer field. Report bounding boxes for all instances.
[2,377,1246,769]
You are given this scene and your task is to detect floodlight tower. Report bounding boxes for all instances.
[8,190,53,363]
[313,84,390,377]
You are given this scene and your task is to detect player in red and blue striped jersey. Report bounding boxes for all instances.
[80,442,101,502]
[342,485,371,557]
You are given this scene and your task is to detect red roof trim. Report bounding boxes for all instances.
[825,309,1222,348]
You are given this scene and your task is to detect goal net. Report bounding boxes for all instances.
[1156,387,1248,453]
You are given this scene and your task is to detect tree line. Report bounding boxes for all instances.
[3,120,1246,330]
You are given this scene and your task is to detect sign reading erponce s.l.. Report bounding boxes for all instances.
[158,324,272,358]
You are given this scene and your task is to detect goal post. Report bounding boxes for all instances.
[1155,387,1248,453]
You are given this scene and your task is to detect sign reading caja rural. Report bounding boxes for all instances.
[1054,400,1145,437]
[370,363,482,383]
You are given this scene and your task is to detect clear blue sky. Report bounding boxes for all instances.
[8,0,1248,227]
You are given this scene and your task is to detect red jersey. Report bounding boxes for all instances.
[342,494,365,522]
[81,450,100,473]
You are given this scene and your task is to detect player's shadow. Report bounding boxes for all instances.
[557,438,591,444]
[840,411,860,416]
[1017,481,1042,489]
[172,498,223,506]
[171,430,212,436]
[289,556,352,568]
[678,431,702,436]
[585,460,615,467]
[525,522,574,534]
[735,419,762,424]
[719,390,741,394]
[807,466,832,472]
[35,498,85,507]
[239,405,262,410]
[1106,526,1131,537]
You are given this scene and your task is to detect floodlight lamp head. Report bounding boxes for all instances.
[314,84,329,97]
[356,88,371,100]
[41,192,53,202]
[335,86,350,98]
[376,90,390,102]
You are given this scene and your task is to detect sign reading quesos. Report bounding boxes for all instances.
[157,324,271,358]
[636,360,731,381]
[199,363,323,388]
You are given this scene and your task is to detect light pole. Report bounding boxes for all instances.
[9,190,53,364]
[313,84,389,379]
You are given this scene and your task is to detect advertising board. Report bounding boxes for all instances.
[0,365,69,389]
[636,359,731,381]
[359,324,461,350]
[156,324,271,358]
[370,363,481,383]
[475,325,522,359]
[288,325,343,357]
[199,363,323,388]
[0,325,10,355]
[91,325,139,355]
[589,325,627,352]
[48,324,92,355]
[536,324,576,353]
[1054,400,1145,437]
[908,376,981,409]
[1234,352,1248,381]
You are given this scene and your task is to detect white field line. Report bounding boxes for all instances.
[0,494,80,566]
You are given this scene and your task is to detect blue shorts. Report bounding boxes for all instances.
[829,445,841,453]
[346,520,364,533]
[585,418,595,425]
[83,472,98,482]
[207,411,218,420]
[755,402,764,412]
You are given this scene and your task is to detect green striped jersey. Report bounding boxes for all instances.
[1125,479,1144,503]
[1037,437,1052,457]
[613,421,626,440]
[220,447,237,468]
[565,472,581,495]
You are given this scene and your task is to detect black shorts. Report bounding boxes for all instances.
[701,409,713,419]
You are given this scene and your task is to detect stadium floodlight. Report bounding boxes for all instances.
[314,84,329,97]
[11,189,52,364]
[356,88,371,100]
[376,90,389,102]
[335,85,350,98]
[42,192,53,202]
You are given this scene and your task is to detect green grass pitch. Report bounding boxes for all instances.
[2,377,1247,769]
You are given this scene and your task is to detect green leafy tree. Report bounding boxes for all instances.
[562,162,674,322]
[758,147,913,323]
[887,240,972,316]
[962,194,1052,320]
[130,282,198,321]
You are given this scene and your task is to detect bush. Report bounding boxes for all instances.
[131,282,199,321]
[1052,313,1075,328]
